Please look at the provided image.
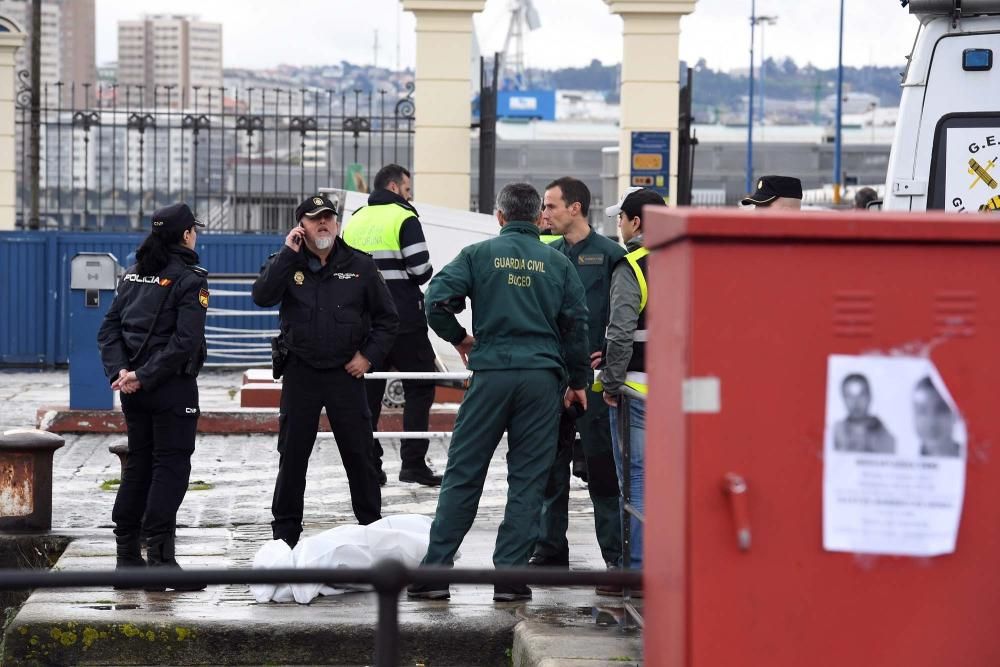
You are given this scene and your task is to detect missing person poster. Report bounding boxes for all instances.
[823,355,967,556]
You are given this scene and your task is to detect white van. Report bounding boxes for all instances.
[884,0,1000,213]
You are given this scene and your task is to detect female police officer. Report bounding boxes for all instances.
[97,202,209,592]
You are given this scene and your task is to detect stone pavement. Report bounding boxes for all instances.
[0,370,643,666]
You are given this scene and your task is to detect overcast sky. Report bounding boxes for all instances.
[95,0,921,72]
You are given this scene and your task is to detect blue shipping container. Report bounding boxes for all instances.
[0,232,285,366]
[496,90,557,121]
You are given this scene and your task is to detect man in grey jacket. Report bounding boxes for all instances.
[597,188,663,583]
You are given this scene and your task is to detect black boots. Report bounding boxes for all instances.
[144,533,206,593]
[398,464,443,487]
[114,532,145,590]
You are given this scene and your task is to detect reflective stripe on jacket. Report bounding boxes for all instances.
[594,244,649,396]
[343,191,432,333]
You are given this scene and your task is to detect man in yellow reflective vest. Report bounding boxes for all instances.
[342,164,441,487]
[597,187,662,584]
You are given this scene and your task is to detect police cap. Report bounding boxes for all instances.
[740,175,803,206]
[150,202,204,235]
[295,195,339,222]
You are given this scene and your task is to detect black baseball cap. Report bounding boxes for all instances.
[740,175,803,206]
[295,195,338,221]
[150,202,204,234]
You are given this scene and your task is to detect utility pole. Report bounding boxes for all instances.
[373,30,379,69]
[745,0,756,195]
[395,7,401,72]
[29,0,41,229]
[754,15,778,133]
[477,55,499,215]
[833,0,845,205]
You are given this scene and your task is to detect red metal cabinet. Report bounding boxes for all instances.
[642,209,1000,666]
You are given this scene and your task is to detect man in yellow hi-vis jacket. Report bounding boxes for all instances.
[597,187,662,583]
[343,164,441,488]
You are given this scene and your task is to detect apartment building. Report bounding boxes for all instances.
[0,0,95,96]
[117,14,222,107]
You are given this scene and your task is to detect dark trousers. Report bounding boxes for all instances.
[113,375,199,540]
[533,387,623,566]
[271,357,382,544]
[422,369,561,568]
[365,330,437,471]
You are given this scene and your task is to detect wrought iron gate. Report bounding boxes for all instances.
[14,78,415,232]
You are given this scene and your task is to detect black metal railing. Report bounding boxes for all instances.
[0,562,642,666]
[14,78,415,232]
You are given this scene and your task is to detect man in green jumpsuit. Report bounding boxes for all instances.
[530,177,624,586]
[406,182,590,602]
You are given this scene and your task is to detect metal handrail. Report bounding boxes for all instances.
[0,561,641,667]
[363,371,471,381]
[317,431,457,440]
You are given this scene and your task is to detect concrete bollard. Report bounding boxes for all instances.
[109,441,129,478]
[0,429,65,532]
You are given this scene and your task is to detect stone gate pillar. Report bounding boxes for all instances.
[401,0,485,210]
[606,0,697,204]
[0,17,25,230]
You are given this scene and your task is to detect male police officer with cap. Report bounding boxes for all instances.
[342,164,441,487]
[407,182,590,602]
[252,195,398,547]
[741,175,803,210]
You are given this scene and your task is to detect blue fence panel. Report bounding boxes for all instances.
[0,232,284,367]
[0,234,49,364]
[198,237,284,367]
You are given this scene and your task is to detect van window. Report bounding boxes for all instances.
[928,113,1000,212]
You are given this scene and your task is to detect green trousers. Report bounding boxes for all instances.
[422,369,562,568]
[532,387,623,566]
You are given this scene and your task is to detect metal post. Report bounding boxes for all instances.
[677,67,696,207]
[833,0,845,205]
[754,16,777,140]
[870,102,877,143]
[745,0,756,195]
[477,55,498,214]
[374,590,399,667]
[759,21,764,127]
[371,559,406,667]
[28,0,41,229]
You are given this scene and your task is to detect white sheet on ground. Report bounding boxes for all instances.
[251,514,447,604]
[250,538,295,603]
